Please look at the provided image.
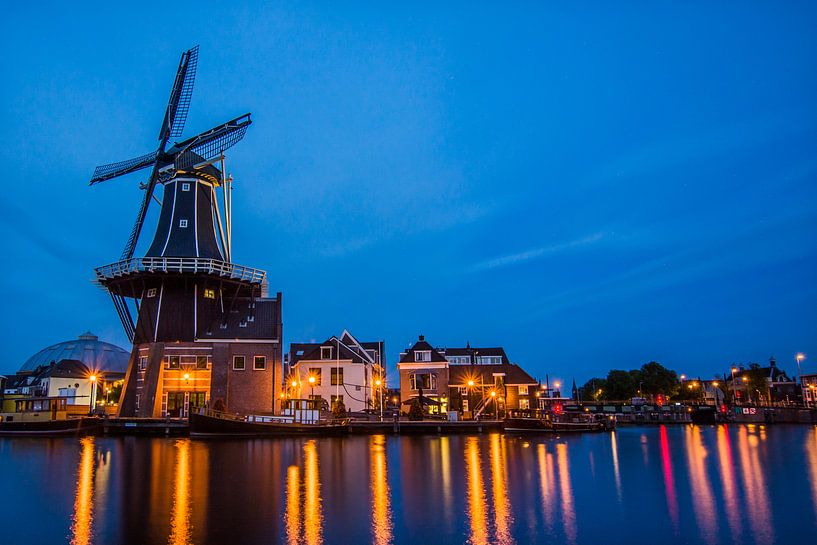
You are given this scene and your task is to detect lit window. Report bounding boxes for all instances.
[167,356,180,370]
[203,288,216,299]
[321,347,332,359]
[254,356,266,370]
[233,356,245,370]
[518,385,529,396]
[146,288,157,298]
[410,373,436,390]
[181,183,190,191]
[139,356,148,370]
[179,219,188,228]
[196,356,208,369]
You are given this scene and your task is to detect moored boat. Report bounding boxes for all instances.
[190,398,350,438]
[504,408,615,433]
[0,397,102,437]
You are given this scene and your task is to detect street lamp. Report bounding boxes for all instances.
[742,376,750,404]
[490,390,497,419]
[731,366,738,406]
[308,375,316,398]
[467,379,475,419]
[796,353,806,406]
[89,374,98,413]
[375,378,383,421]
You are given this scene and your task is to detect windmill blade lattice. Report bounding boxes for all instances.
[173,114,251,170]
[166,45,199,140]
[90,151,157,185]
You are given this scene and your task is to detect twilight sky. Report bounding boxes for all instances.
[1,1,815,383]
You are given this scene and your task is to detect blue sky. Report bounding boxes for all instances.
[1,1,815,383]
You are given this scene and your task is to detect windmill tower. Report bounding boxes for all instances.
[90,46,282,418]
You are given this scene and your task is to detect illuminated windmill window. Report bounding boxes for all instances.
[203,288,216,299]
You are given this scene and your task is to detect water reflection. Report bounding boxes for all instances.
[716,426,742,543]
[285,465,300,545]
[658,426,679,533]
[737,426,773,544]
[6,425,817,545]
[465,436,488,545]
[370,435,393,545]
[168,439,191,545]
[304,440,323,545]
[536,444,555,532]
[556,443,576,545]
[684,426,717,543]
[70,437,95,545]
[488,434,512,545]
[609,431,622,502]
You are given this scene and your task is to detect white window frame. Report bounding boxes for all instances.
[139,356,148,370]
[518,385,529,396]
[146,288,157,298]
[321,347,332,359]
[415,351,431,362]
[181,182,190,191]
[179,219,188,228]
[233,355,245,370]
[253,356,266,371]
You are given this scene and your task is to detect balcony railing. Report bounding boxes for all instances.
[95,257,267,285]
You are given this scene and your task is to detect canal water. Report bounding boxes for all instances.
[1,425,816,545]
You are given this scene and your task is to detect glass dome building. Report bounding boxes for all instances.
[19,332,130,374]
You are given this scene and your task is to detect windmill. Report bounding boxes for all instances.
[90,47,282,418]
[90,45,248,263]
[90,46,259,343]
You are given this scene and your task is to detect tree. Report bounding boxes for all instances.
[579,378,608,401]
[605,369,640,400]
[332,397,347,419]
[639,361,679,398]
[408,399,424,421]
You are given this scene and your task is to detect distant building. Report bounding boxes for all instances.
[800,374,817,407]
[288,330,385,413]
[2,332,128,412]
[397,335,537,418]
[725,358,794,405]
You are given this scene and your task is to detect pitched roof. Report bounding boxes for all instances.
[289,331,383,366]
[449,362,537,386]
[440,346,510,363]
[398,335,447,363]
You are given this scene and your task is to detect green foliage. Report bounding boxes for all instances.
[579,377,608,401]
[639,361,679,398]
[581,362,681,401]
[332,397,347,418]
[408,399,424,421]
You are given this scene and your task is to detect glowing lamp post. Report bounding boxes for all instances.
[308,375,316,398]
[89,375,98,414]
[731,367,738,406]
[796,353,806,406]
[467,379,475,420]
[490,390,497,419]
[375,378,383,421]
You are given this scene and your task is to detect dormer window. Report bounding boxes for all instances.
[181,183,190,191]
[179,219,188,228]
[321,347,332,360]
[415,351,431,362]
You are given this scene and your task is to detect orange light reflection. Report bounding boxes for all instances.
[465,437,488,545]
[684,426,718,543]
[70,437,95,545]
[370,435,393,545]
[168,439,191,545]
[488,434,512,545]
[556,443,576,545]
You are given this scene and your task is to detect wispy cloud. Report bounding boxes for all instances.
[470,232,606,273]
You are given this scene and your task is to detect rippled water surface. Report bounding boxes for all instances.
[1,425,816,544]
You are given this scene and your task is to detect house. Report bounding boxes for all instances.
[725,358,794,405]
[288,330,385,413]
[802,374,817,407]
[397,336,537,418]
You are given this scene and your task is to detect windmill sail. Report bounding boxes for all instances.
[172,114,252,170]
[90,151,157,185]
[160,45,199,142]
